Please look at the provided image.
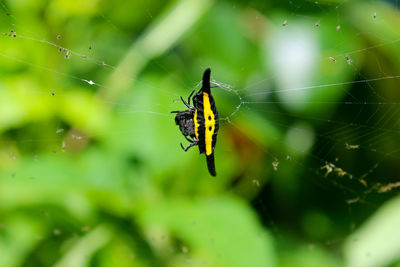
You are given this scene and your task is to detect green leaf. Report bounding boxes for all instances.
[344,196,400,267]
[54,225,111,267]
[140,196,276,267]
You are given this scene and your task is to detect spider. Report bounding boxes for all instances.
[171,68,219,176]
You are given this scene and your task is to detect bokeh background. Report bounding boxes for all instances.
[1,0,400,266]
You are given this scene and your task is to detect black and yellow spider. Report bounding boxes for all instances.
[171,68,219,176]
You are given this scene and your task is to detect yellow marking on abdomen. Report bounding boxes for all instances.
[194,109,199,140]
[203,92,215,156]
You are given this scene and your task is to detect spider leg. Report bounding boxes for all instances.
[170,110,180,113]
[210,85,219,88]
[180,141,198,152]
[180,96,193,109]
[184,136,194,143]
[187,89,196,105]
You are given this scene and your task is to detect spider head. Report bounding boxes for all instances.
[172,110,195,137]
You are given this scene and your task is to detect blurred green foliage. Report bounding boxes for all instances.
[1,0,400,266]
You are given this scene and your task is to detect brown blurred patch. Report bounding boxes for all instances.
[62,129,89,153]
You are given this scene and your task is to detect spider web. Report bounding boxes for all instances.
[0,0,400,266]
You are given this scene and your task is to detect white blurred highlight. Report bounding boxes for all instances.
[267,25,319,111]
[284,122,315,155]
